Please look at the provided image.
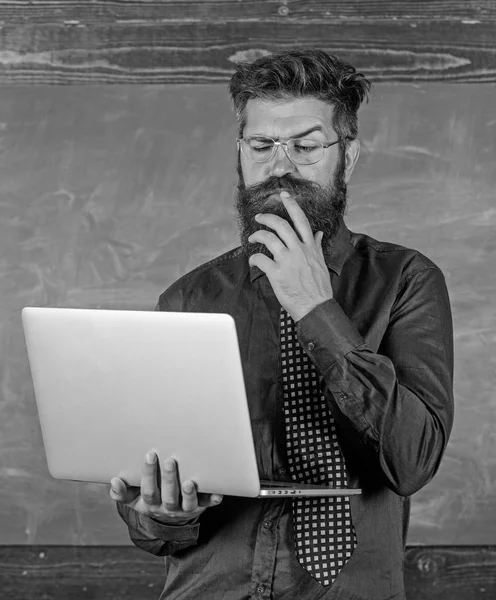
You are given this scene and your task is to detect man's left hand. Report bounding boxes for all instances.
[248,191,333,322]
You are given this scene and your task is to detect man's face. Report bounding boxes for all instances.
[235,97,359,259]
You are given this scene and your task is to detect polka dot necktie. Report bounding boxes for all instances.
[280,308,356,586]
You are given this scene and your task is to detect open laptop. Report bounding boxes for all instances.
[22,307,361,499]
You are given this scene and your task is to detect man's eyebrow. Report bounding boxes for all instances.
[249,125,327,139]
[289,125,326,138]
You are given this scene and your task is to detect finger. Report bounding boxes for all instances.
[314,230,324,250]
[248,253,276,276]
[181,480,199,513]
[109,477,140,504]
[161,458,181,511]
[248,229,287,257]
[140,452,161,506]
[254,212,301,248]
[198,493,224,508]
[280,191,314,244]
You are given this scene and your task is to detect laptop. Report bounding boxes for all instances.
[21,307,361,499]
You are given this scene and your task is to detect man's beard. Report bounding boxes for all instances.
[234,154,347,260]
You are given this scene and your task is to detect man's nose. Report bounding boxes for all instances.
[269,145,297,178]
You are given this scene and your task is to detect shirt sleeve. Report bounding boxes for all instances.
[116,502,200,556]
[296,266,454,497]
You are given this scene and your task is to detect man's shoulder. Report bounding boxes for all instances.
[348,230,442,276]
[350,232,444,286]
[156,246,246,312]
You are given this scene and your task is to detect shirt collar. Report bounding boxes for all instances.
[248,219,354,283]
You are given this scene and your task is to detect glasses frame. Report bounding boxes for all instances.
[237,136,343,165]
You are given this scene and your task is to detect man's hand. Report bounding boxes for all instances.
[109,453,223,526]
[248,191,333,321]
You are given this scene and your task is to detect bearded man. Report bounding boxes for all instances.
[110,48,454,600]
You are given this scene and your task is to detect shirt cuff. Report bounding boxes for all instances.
[136,511,200,543]
[296,298,365,370]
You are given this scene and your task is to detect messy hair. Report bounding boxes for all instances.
[228,48,372,140]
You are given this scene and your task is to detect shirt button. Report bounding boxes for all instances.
[307,341,315,351]
[339,392,348,400]
[263,519,273,529]
[256,583,265,595]
[277,467,287,476]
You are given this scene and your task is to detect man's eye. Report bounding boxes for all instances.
[294,142,319,153]
[252,144,273,152]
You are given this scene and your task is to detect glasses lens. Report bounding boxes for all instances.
[241,138,275,162]
[287,139,324,165]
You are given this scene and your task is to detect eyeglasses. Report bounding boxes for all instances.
[237,136,342,166]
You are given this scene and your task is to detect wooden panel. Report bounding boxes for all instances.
[0,1,494,83]
[0,1,494,23]
[1,545,496,600]
[0,545,164,600]
[404,546,496,599]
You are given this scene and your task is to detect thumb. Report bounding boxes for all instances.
[109,477,140,504]
[314,230,324,247]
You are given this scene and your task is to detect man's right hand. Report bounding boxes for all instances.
[109,453,223,526]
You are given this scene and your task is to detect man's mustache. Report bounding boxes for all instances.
[241,175,323,200]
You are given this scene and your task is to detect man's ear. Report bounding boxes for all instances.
[343,139,360,183]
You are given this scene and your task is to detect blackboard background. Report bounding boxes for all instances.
[1,83,494,545]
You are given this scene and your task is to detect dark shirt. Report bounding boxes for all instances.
[117,222,454,600]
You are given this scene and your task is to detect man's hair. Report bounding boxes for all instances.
[228,48,372,140]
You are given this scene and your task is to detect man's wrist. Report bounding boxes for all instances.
[293,296,333,322]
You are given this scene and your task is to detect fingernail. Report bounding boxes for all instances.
[183,481,194,494]
[211,495,222,504]
[164,458,175,470]
[280,191,290,199]
[146,452,156,464]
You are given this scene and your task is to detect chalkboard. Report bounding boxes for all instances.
[0,83,494,545]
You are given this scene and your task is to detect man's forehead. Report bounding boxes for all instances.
[244,97,334,136]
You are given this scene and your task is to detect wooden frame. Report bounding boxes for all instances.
[1,545,496,599]
[0,1,494,83]
[1,3,494,597]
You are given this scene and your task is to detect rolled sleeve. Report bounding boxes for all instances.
[117,503,200,557]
